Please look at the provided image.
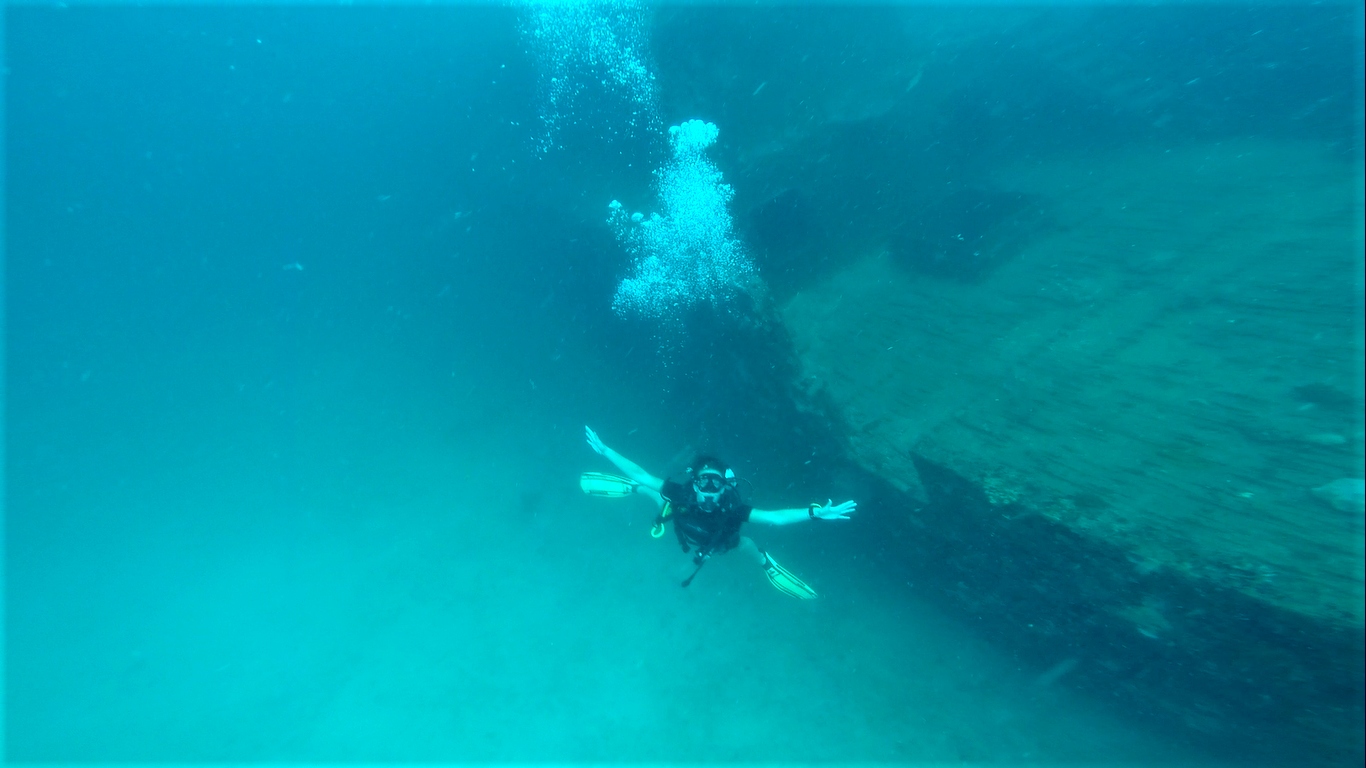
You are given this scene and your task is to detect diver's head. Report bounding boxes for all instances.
[688,456,735,507]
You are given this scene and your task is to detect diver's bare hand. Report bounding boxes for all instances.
[585,426,609,456]
[816,499,857,520]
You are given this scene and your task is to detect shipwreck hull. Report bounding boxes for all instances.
[777,141,1365,761]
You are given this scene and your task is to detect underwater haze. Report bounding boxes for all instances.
[6,2,1364,764]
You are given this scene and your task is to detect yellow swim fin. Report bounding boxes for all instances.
[580,471,637,498]
[762,553,817,599]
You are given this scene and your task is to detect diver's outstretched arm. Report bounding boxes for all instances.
[750,499,857,526]
[585,426,664,492]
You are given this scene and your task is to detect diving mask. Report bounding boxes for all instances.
[694,472,727,493]
[692,467,734,506]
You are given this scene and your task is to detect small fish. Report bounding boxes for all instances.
[905,68,923,92]
[282,262,304,271]
[1312,478,1365,515]
[1034,657,1079,688]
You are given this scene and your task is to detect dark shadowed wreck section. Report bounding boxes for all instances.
[901,453,1364,762]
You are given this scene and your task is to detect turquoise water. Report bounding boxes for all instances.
[6,3,1362,764]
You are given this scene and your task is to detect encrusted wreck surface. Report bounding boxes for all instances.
[781,141,1364,757]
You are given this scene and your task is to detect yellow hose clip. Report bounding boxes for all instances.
[651,502,672,538]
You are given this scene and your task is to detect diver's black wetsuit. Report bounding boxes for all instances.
[659,479,752,560]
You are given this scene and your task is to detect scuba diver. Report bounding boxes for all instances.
[582,426,857,599]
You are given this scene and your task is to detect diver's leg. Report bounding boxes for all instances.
[737,535,766,565]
